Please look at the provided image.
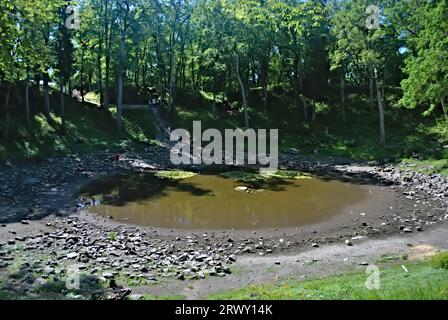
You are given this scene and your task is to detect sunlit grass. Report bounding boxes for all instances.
[208,261,448,300]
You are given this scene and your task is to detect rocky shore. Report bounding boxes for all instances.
[0,148,447,299]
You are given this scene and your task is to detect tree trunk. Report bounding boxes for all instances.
[212,91,216,115]
[301,95,308,120]
[369,78,374,112]
[97,40,103,108]
[104,54,110,108]
[441,98,448,123]
[59,75,65,127]
[293,54,300,111]
[3,87,10,138]
[103,0,111,109]
[168,32,175,113]
[341,74,346,124]
[117,31,125,132]
[311,103,316,122]
[261,57,269,114]
[80,47,85,103]
[25,71,31,128]
[43,73,51,120]
[375,69,386,146]
[233,55,249,128]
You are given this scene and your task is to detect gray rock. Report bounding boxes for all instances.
[67,252,79,259]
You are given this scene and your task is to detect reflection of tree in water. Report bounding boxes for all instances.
[79,172,213,207]
[78,171,371,230]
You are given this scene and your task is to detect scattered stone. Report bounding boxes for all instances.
[177,274,185,281]
[274,261,281,265]
[67,252,79,259]
[311,243,319,248]
[345,239,353,246]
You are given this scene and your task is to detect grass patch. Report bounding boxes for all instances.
[220,170,310,183]
[400,158,448,175]
[208,262,448,300]
[430,252,448,270]
[155,170,198,181]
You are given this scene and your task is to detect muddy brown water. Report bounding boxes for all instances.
[80,172,370,230]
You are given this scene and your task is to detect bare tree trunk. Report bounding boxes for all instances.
[80,47,85,103]
[43,73,52,121]
[117,31,125,132]
[103,0,111,109]
[59,75,65,127]
[104,54,110,108]
[233,55,249,128]
[97,44,103,108]
[311,102,316,121]
[382,82,387,110]
[375,69,386,146]
[301,95,308,120]
[341,74,346,124]
[25,70,31,128]
[3,87,10,138]
[261,57,269,114]
[441,98,448,123]
[263,83,268,114]
[168,32,175,113]
[212,91,216,115]
[369,77,374,112]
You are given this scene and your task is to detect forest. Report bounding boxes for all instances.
[0,0,447,166]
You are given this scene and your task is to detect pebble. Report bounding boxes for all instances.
[66,252,79,259]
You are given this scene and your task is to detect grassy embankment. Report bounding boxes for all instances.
[208,253,448,300]
[0,91,159,161]
[165,88,448,174]
[1,87,447,174]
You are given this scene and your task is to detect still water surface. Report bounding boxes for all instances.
[80,173,367,230]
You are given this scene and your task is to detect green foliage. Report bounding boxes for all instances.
[430,252,448,271]
[108,231,116,241]
[400,1,448,118]
[1,0,447,164]
[220,170,310,183]
[155,170,198,181]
